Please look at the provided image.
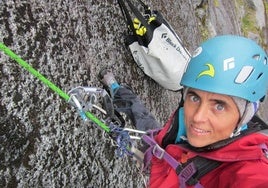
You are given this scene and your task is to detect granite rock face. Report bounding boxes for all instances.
[0,0,267,187]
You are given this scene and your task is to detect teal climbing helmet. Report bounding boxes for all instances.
[181,35,268,102]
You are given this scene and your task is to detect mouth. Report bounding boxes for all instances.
[190,125,211,136]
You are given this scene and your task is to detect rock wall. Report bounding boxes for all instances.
[0,0,267,187]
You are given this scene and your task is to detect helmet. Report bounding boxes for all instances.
[181,35,268,102]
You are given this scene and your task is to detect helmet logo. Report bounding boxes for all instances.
[223,57,235,71]
[197,63,215,80]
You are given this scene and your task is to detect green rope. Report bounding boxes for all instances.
[0,42,110,132]
[0,43,70,101]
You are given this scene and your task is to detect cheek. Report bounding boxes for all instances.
[183,103,194,124]
[223,107,240,130]
[222,115,239,132]
[211,112,239,137]
[214,119,235,134]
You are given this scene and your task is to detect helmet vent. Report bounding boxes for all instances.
[235,66,253,84]
[257,73,263,80]
[264,57,267,65]
[252,54,260,61]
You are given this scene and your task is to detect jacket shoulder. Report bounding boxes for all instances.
[259,129,268,136]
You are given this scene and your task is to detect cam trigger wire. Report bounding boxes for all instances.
[68,94,88,121]
[67,86,109,121]
[66,85,138,158]
[68,86,137,157]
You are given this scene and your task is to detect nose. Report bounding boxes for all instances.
[193,103,209,123]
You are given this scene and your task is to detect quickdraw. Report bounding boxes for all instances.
[68,86,112,121]
[67,85,146,157]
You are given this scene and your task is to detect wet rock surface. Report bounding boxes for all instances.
[0,0,267,187]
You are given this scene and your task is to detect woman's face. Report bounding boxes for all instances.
[184,88,240,147]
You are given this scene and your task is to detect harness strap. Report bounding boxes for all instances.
[142,130,205,188]
[142,131,179,170]
[184,156,222,185]
[176,162,197,188]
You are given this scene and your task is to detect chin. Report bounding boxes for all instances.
[188,139,209,148]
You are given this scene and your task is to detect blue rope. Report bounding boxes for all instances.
[109,123,133,157]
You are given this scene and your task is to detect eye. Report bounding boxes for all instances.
[215,103,225,111]
[189,94,200,103]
